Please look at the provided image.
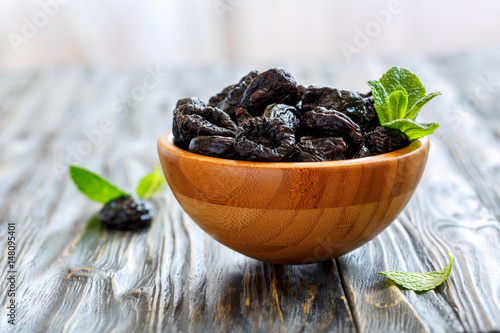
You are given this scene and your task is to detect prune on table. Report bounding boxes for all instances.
[189,135,236,158]
[98,195,153,230]
[352,144,372,159]
[234,117,296,162]
[294,136,348,162]
[364,126,409,155]
[235,107,254,125]
[240,68,299,117]
[263,103,300,130]
[208,71,259,121]
[173,104,237,149]
[301,106,363,145]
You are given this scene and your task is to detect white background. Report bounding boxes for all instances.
[1,0,499,68]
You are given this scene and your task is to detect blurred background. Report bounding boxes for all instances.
[1,0,499,69]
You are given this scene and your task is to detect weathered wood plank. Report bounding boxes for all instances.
[409,56,500,332]
[1,55,500,333]
[430,52,500,220]
[329,55,500,333]
[0,66,356,333]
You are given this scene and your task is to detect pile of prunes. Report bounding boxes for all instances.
[172,68,409,162]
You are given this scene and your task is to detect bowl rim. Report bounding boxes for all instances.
[158,129,429,169]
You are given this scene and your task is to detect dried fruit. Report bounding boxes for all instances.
[240,68,299,117]
[297,84,307,103]
[171,67,437,161]
[189,135,236,158]
[263,103,300,130]
[301,86,364,114]
[70,166,164,231]
[295,136,348,162]
[364,126,409,155]
[301,106,363,145]
[234,107,253,125]
[300,86,380,132]
[361,96,381,132]
[352,145,372,159]
[174,97,206,115]
[234,117,296,162]
[97,195,153,230]
[209,71,259,121]
[173,104,237,149]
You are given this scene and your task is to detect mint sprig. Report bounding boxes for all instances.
[69,166,128,204]
[368,66,441,141]
[70,165,165,203]
[136,165,165,199]
[380,66,426,109]
[378,252,455,292]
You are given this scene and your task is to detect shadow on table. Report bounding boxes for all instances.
[209,259,353,331]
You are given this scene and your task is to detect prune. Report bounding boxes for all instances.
[240,68,299,117]
[209,71,259,121]
[174,97,206,114]
[300,86,381,131]
[352,145,372,159]
[173,105,237,149]
[364,126,409,155]
[234,117,296,162]
[189,135,236,158]
[297,85,307,106]
[235,107,253,125]
[263,104,300,130]
[98,195,153,230]
[295,136,348,162]
[301,86,365,114]
[170,68,413,162]
[301,107,362,144]
[360,96,380,132]
[358,90,372,98]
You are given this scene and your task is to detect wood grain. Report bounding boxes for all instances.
[158,131,429,264]
[0,54,500,332]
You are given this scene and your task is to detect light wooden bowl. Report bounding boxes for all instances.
[158,130,429,265]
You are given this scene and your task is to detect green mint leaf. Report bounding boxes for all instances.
[136,165,165,199]
[392,85,407,93]
[69,166,128,204]
[378,253,455,292]
[368,66,441,141]
[387,89,408,121]
[405,91,442,120]
[367,80,390,125]
[385,119,440,141]
[379,66,426,110]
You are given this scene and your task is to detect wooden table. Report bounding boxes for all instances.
[1,51,500,332]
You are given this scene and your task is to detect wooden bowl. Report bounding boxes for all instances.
[158,130,429,265]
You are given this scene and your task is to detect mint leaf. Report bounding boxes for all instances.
[367,80,389,125]
[69,166,128,204]
[385,119,440,141]
[367,67,441,141]
[405,92,442,120]
[392,84,407,94]
[379,66,426,109]
[387,89,408,121]
[136,165,165,199]
[378,253,455,292]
